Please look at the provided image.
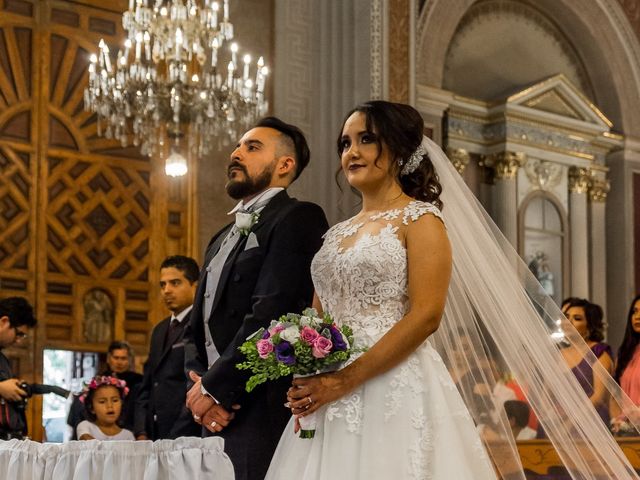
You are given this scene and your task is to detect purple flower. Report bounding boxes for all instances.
[329,325,348,351]
[275,341,296,365]
[261,329,271,339]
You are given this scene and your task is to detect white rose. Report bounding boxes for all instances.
[280,325,301,344]
[235,212,254,230]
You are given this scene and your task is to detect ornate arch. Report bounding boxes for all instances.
[416,0,640,136]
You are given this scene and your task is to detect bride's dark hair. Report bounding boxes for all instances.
[337,100,442,209]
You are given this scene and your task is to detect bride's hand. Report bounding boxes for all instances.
[287,371,353,417]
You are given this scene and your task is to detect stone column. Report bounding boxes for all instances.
[568,166,591,299]
[485,151,524,247]
[588,176,610,315]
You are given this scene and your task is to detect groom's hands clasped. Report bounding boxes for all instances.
[186,371,240,433]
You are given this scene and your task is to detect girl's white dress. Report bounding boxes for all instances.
[266,201,497,480]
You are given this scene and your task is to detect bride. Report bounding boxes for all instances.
[266,101,640,479]
[266,101,495,479]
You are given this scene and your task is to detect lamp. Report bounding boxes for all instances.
[84,0,269,177]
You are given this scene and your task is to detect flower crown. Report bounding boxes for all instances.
[79,375,129,404]
[399,141,428,176]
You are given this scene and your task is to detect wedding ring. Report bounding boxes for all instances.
[193,414,201,421]
[307,396,313,405]
[210,421,217,428]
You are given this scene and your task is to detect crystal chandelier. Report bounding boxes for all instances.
[84,0,269,176]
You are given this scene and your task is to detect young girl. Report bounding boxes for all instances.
[77,375,135,441]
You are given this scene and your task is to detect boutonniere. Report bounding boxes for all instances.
[235,210,260,236]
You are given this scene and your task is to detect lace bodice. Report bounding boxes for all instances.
[310,200,443,343]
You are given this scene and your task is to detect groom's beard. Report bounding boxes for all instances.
[226,161,275,200]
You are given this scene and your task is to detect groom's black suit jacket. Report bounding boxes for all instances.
[184,190,328,480]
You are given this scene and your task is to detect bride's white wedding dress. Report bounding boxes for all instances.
[265,200,496,480]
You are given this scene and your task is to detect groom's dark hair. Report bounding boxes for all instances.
[254,116,310,180]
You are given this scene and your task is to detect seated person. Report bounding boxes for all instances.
[504,400,536,440]
[77,376,134,441]
[561,299,612,422]
[504,379,538,432]
[611,294,640,434]
[538,298,612,438]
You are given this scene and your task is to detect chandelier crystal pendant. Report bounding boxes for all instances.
[84,0,269,176]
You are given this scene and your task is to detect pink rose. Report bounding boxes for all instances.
[268,324,285,335]
[256,339,274,358]
[300,326,319,345]
[311,336,333,358]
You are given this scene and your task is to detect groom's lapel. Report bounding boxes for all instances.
[209,190,292,315]
[204,223,233,266]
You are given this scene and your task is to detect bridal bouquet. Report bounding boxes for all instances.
[237,308,361,438]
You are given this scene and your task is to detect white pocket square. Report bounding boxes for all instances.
[244,232,259,250]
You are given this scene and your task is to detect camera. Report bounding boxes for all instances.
[18,382,69,399]
[13,383,70,411]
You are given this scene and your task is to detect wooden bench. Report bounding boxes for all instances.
[516,438,640,477]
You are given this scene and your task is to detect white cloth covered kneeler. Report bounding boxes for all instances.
[0,437,234,480]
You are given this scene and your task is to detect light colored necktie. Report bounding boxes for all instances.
[202,197,272,367]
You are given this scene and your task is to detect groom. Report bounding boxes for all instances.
[184,117,328,480]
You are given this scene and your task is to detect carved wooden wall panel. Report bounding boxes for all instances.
[0,0,39,440]
[0,0,193,440]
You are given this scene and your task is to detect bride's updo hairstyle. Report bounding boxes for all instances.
[337,100,442,209]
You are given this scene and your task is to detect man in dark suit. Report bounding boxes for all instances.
[184,117,328,480]
[134,255,201,440]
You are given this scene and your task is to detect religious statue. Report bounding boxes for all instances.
[528,251,555,297]
[83,288,113,344]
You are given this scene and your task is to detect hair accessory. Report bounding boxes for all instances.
[399,141,428,176]
[79,375,129,404]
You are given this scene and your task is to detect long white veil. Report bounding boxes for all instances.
[424,136,640,479]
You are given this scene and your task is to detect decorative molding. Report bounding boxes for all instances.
[568,166,591,194]
[524,159,563,190]
[273,0,313,136]
[484,151,525,180]
[446,147,470,175]
[589,176,611,202]
[370,0,384,99]
[442,75,619,165]
[524,89,583,120]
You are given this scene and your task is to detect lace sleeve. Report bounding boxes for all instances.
[401,201,444,226]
